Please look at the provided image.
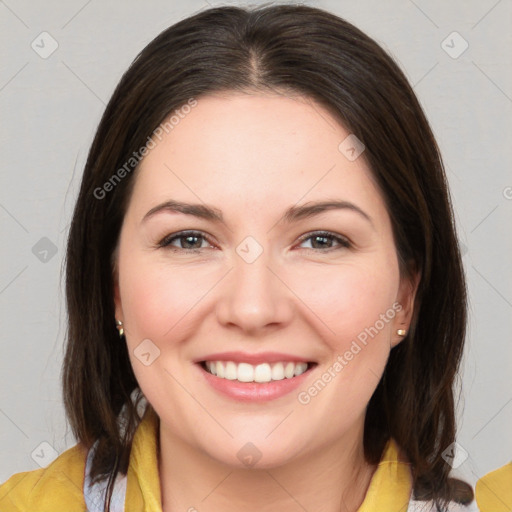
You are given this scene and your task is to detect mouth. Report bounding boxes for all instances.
[195,360,318,402]
[198,360,318,383]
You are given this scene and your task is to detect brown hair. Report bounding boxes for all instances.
[63,3,472,510]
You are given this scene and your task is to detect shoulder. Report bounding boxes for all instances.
[0,443,87,512]
[475,462,512,512]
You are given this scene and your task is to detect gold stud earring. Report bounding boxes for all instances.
[397,329,407,336]
[116,319,124,337]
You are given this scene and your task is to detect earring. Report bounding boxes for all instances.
[397,329,407,336]
[116,319,124,338]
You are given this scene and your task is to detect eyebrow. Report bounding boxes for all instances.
[142,199,374,228]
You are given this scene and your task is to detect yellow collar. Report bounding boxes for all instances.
[125,407,413,511]
[476,462,512,512]
[125,406,163,510]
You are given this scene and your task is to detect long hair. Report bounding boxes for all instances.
[63,3,472,510]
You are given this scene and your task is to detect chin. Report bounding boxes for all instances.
[200,434,306,470]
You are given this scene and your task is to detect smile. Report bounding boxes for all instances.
[196,360,318,402]
[201,360,313,383]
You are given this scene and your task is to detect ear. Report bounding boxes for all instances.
[391,267,421,348]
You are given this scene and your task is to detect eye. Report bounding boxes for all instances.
[157,230,351,253]
[158,230,213,252]
[296,231,351,251]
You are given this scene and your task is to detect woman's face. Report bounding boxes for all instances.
[114,91,418,468]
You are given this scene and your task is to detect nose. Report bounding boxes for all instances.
[215,246,294,335]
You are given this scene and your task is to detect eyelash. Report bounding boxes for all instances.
[157,230,351,253]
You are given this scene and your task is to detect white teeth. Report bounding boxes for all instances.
[203,361,310,382]
[224,361,237,380]
[271,363,285,381]
[284,362,295,378]
[254,363,272,382]
[294,363,308,376]
[207,361,216,375]
[237,362,254,382]
[215,361,224,378]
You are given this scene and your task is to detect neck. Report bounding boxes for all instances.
[158,421,376,512]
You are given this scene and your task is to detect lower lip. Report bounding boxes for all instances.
[196,362,316,402]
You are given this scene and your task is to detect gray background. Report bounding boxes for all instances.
[1,0,511,490]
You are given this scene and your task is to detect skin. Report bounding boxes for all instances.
[113,91,419,512]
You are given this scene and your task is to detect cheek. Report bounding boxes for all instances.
[118,256,213,402]
[288,260,399,347]
[119,253,216,343]
[292,262,400,422]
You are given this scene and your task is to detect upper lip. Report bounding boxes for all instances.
[194,351,315,365]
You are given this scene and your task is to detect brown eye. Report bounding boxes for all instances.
[159,231,211,251]
[298,231,351,251]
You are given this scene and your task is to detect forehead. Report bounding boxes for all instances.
[128,92,388,228]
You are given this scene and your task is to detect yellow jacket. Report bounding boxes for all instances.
[0,407,480,511]
[475,461,512,512]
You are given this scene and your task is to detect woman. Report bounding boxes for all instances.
[0,3,480,511]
